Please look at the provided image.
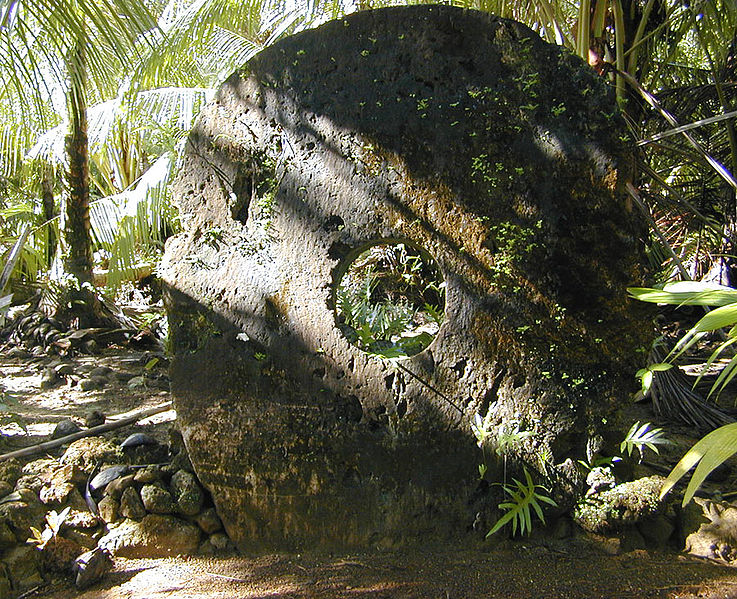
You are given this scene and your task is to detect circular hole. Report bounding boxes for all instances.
[334,241,445,358]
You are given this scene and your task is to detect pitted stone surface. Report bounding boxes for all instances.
[162,5,650,550]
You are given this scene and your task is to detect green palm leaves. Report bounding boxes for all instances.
[487,468,557,537]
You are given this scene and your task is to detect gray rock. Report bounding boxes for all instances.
[127,376,147,390]
[79,376,106,391]
[98,514,201,558]
[170,470,204,516]
[195,508,223,535]
[209,532,231,551]
[140,484,175,514]
[84,410,106,428]
[40,368,62,389]
[120,487,146,521]
[89,366,112,377]
[51,418,81,439]
[133,466,162,485]
[54,362,75,376]
[73,547,113,590]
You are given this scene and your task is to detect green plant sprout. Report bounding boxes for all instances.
[620,421,668,463]
[487,468,557,537]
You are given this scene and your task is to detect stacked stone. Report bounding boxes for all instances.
[0,436,229,597]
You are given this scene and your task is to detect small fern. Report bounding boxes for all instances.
[487,468,557,537]
[620,421,668,462]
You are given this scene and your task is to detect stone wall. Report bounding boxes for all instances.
[162,5,651,550]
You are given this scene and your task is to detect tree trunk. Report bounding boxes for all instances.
[41,162,57,268]
[62,35,93,286]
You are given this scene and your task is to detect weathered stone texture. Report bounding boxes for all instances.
[162,5,650,550]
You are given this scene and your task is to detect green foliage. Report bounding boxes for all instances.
[620,421,668,462]
[629,282,737,398]
[487,468,557,538]
[636,362,673,394]
[660,422,737,506]
[336,242,444,358]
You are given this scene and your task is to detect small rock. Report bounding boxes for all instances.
[54,362,75,376]
[83,339,99,354]
[51,418,81,439]
[74,547,113,590]
[40,368,62,390]
[127,376,147,390]
[39,464,85,504]
[79,376,106,391]
[7,347,30,359]
[31,346,46,357]
[65,509,100,530]
[98,514,201,558]
[134,466,162,485]
[105,474,136,500]
[97,496,119,524]
[195,508,222,535]
[170,470,204,516]
[61,437,123,473]
[0,500,44,542]
[209,532,231,551]
[586,467,616,496]
[85,410,106,428]
[120,433,158,449]
[89,366,112,377]
[120,487,146,520]
[90,465,131,494]
[140,484,175,514]
[40,535,84,572]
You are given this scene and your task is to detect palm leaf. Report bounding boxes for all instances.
[660,422,737,506]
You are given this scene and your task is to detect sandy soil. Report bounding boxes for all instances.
[3,348,737,599]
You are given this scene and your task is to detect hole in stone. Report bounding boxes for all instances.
[334,240,445,358]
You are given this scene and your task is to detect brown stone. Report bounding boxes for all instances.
[162,5,650,550]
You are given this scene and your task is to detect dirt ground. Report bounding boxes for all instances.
[4,348,737,599]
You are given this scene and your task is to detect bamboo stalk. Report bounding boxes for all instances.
[0,401,173,462]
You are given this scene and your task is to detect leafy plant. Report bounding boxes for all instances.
[660,422,737,506]
[487,468,557,537]
[629,282,737,397]
[631,282,737,504]
[620,421,668,463]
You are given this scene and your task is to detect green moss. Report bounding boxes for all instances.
[573,476,665,533]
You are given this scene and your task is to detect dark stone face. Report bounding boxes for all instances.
[162,5,651,550]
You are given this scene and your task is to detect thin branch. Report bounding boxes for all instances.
[0,401,173,462]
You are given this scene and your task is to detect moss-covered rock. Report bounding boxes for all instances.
[574,476,665,533]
